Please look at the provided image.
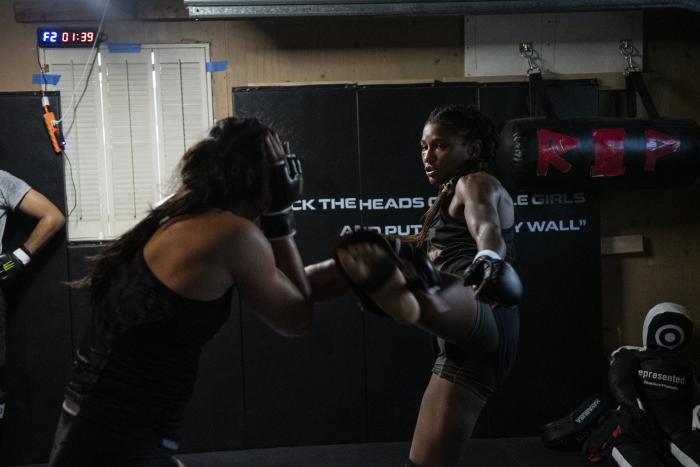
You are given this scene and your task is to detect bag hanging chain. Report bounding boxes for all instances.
[619,39,640,75]
[519,42,541,75]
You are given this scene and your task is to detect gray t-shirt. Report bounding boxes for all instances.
[0,170,31,253]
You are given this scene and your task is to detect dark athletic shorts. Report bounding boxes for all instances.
[432,302,519,400]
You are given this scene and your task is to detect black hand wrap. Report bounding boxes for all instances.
[260,208,297,241]
[464,252,522,306]
[262,153,303,240]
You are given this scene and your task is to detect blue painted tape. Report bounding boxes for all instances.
[108,43,142,53]
[32,74,61,85]
[205,60,228,73]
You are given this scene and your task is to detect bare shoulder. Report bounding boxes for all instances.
[158,210,262,253]
[455,171,502,199]
[201,211,263,248]
[214,213,277,267]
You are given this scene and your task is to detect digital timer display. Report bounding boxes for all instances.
[37,27,100,48]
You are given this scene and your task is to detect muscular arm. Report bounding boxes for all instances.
[270,237,312,301]
[16,189,65,255]
[304,258,350,302]
[457,174,506,258]
[228,225,313,337]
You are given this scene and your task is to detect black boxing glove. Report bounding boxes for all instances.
[609,347,644,409]
[261,142,303,241]
[0,246,32,285]
[463,249,522,306]
[267,150,303,214]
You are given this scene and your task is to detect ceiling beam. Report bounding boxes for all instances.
[13,0,189,23]
[136,0,190,20]
[184,0,700,18]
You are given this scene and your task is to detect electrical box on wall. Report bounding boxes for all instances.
[464,11,643,77]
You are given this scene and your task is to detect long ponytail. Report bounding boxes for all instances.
[75,117,272,306]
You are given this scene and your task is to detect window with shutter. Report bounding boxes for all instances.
[43,44,213,241]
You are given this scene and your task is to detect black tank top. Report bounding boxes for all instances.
[428,196,516,275]
[65,249,232,444]
[428,194,519,384]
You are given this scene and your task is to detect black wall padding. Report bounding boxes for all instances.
[0,92,71,465]
[356,83,479,441]
[67,244,101,354]
[234,80,604,443]
[533,79,600,120]
[234,86,369,447]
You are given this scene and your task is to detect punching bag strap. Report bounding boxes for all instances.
[624,73,637,117]
[625,71,660,120]
[619,41,659,120]
[520,42,558,120]
[529,72,559,120]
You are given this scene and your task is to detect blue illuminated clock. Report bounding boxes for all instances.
[37,27,101,48]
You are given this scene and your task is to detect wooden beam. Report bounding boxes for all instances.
[442,72,626,90]
[136,0,189,20]
[601,235,645,255]
[13,0,135,23]
[244,79,439,87]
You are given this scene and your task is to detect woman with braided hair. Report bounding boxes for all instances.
[309,104,521,467]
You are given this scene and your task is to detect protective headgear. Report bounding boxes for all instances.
[642,302,694,350]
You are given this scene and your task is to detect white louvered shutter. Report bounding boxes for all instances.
[101,50,158,237]
[153,46,213,197]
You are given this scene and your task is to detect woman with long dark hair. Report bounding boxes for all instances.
[49,117,312,467]
[311,104,521,467]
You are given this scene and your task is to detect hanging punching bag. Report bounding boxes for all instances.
[496,71,700,191]
[496,116,700,191]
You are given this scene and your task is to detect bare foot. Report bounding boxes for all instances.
[336,241,421,324]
